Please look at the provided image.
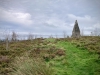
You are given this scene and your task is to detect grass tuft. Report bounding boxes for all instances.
[10,53,54,75]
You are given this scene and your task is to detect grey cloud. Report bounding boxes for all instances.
[0,0,100,36]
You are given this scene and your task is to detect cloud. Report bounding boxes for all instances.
[45,18,66,27]
[0,7,33,26]
[0,0,100,36]
[67,14,94,23]
[93,23,100,29]
[67,14,97,27]
[67,14,100,35]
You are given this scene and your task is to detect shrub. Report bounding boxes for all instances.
[55,49,65,56]
[0,50,11,56]
[0,56,10,63]
[76,44,81,47]
[43,54,50,62]
[49,54,56,59]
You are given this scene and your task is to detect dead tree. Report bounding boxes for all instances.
[28,33,34,40]
[11,31,17,41]
[63,31,67,38]
[81,29,84,36]
[3,29,11,50]
[91,28,100,36]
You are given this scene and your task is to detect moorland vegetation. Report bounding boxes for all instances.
[0,36,100,75]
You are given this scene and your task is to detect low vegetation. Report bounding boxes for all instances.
[0,36,100,75]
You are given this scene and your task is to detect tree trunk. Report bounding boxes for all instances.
[6,38,9,50]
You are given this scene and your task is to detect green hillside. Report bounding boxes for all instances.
[0,36,100,75]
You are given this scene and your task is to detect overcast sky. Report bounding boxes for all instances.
[0,0,100,37]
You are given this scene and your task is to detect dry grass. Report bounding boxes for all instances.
[0,38,66,75]
[10,53,54,75]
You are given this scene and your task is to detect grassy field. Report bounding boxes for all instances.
[0,36,100,75]
[56,41,100,75]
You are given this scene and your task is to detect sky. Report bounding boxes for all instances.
[0,0,100,38]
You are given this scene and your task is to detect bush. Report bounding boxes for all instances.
[0,56,10,63]
[0,50,11,56]
[55,49,65,56]
[43,54,50,62]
